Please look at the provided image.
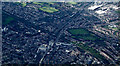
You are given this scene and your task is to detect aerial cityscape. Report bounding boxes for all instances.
[2,2,120,65]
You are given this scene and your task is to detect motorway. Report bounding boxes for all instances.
[37,8,90,64]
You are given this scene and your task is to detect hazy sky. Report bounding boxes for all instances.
[1,0,120,2]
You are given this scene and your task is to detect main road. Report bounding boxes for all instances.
[38,8,85,64]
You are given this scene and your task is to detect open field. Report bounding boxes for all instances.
[21,3,27,7]
[68,2,77,4]
[39,7,59,13]
[68,28,107,46]
[33,2,44,5]
[68,28,89,35]
[68,28,99,41]
[74,43,105,60]
[72,42,107,61]
[15,2,58,13]
[2,13,14,25]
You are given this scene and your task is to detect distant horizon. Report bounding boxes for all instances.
[1,0,120,2]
